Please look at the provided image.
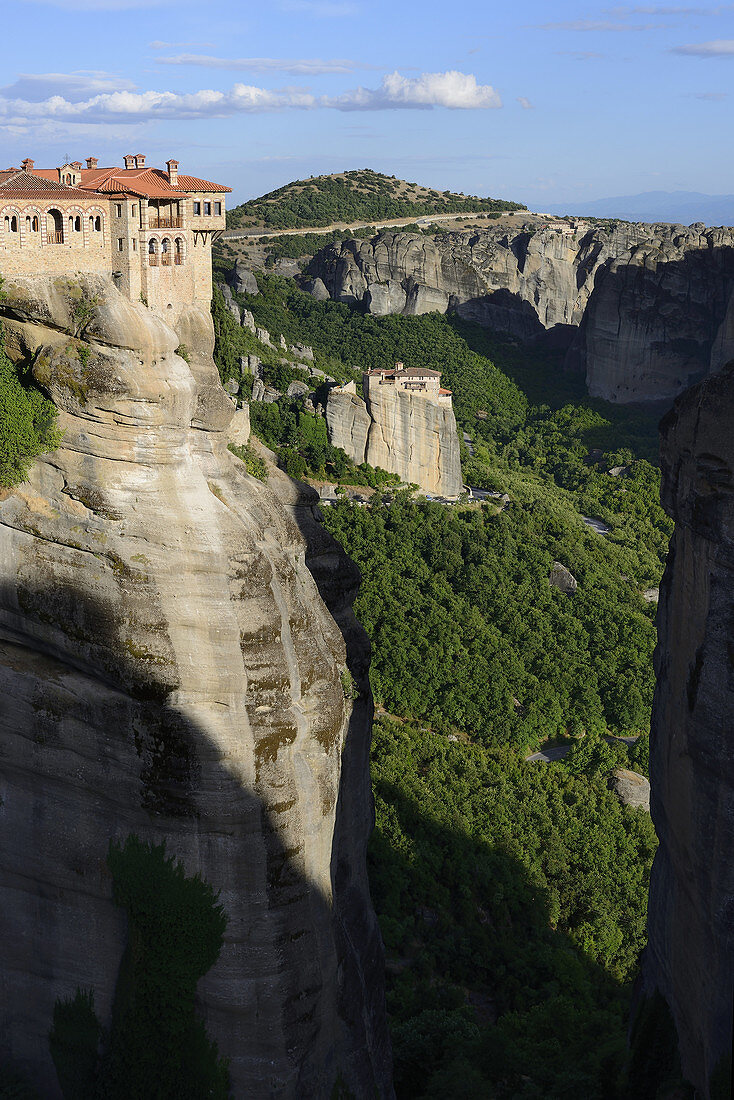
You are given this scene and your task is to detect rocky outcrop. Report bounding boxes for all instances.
[609,768,650,812]
[0,275,392,1098]
[325,385,462,497]
[326,389,372,465]
[307,225,734,404]
[642,362,734,1096]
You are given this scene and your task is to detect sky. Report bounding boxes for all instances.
[2,0,734,208]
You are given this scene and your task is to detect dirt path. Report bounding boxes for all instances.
[222,210,525,241]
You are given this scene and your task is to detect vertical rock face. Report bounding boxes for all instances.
[325,384,462,497]
[0,275,392,1098]
[643,362,734,1096]
[307,226,734,405]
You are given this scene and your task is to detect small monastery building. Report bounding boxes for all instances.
[365,362,453,405]
[0,154,231,320]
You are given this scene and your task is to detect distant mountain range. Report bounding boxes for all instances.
[542,191,734,227]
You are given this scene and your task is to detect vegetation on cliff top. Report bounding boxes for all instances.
[226,169,525,230]
[0,328,62,488]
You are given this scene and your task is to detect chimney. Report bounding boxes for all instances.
[166,159,179,187]
[86,156,98,169]
[20,157,34,172]
[71,161,82,171]
[135,153,146,168]
[123,154,135,169]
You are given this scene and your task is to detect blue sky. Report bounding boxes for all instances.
[2,0,734,207]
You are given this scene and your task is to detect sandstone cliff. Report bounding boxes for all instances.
[642,363,734,1096]
[325,385,462,497]
[0,275,392,1097]
[307,225,734,404]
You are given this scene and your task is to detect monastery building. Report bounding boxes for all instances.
[0,154,230,321]
[365,362,453,404]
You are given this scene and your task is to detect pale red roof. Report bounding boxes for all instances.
[0,169,101,201]
[439,388,452,394]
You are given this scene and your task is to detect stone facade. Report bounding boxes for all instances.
[0,156,230,324]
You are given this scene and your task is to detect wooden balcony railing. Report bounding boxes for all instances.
[161,254,172,266]
[47,232,64,244]
[174,254,183,265]
[148,254,158,266]
[148,217,182,229]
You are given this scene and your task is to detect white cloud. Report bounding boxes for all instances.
[21,0,178,8]
[517,96,534,109]
[327,71,502,110]
[672,38,734,55]
[278,0,359,15]
[0,71,136,101]
[607,4,734,14]
[156,54,364,74]
[0,71,503,129]
[150,40,216,49]
[535,19,658,30]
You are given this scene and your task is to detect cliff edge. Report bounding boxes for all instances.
[0,274,392,1097]
[642,362,734,1096]
[307,225,734,405]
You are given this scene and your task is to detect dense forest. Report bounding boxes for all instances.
[226,169,525,230]
[214,269,673,1097]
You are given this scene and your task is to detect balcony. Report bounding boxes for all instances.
[174,254,183,265]
[148,254,158,266]
[161,253,172,266]
[47,232,64,244]
[148,216,183,229]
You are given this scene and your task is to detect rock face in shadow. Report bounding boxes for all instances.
[0,275,392,1098]
[643,362,734,1095]
[307,225,734,405]
[325,384,462,497]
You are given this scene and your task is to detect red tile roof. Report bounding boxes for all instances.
[32,164,231,197]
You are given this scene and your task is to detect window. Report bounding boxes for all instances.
[148,239,157,253]
[74,216,81,232]
[94,216,101,231]
[117,238,124,251]
[214,202,221,215]
[116,204,122,217]
[204,202,211,216]
[32,216,39,231]
[132,238,137,251]
[132,203,137,215]
[193,201,201,215]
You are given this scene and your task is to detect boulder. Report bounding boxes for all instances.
[287,380,311,398]
[230,260,258,296]
[549,562,578,595]
[609,768,650,812]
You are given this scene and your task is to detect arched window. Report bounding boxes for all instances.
[32,216,39,231]
[174,237,184,265]
[10,216,17,233]
[161,237,171,265]
[75,216,81,232]
[148,238,158,265]
[4,216,9,232]
[47,208,63,243]
[65,174,71,185]
[95,215,101,231]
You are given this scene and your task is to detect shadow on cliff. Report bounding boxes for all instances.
[0,569,392,1100]
[366,774,633,1099]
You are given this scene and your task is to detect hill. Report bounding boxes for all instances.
[544,190,734,227]
[226,168,525,230]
